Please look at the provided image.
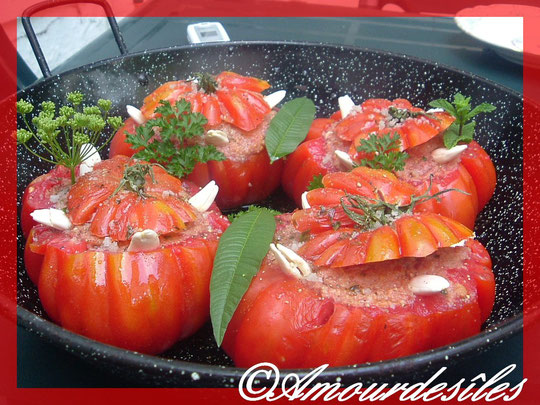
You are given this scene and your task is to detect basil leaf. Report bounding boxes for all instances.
[266,97,316,163]
[210,208,276,346]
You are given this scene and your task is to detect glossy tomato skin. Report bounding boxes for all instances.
[20,165,72,238]
[108,117,139,158]
[23,156,230,354]
[28,229,219,354]
[223,238,493,368]
[460,140,497,211]
[187,150,283,209]
[282,137,332,207]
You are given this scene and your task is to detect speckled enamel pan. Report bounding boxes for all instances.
[17,42,523,387]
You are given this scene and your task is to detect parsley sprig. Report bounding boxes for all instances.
[307,174,324,191]
[356,132,409,172]
[125,99,226,178]
[16,92,122,184]
[429,93,496,149]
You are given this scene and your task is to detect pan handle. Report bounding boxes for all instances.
[21,0,128,78]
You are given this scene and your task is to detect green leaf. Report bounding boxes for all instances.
[127,99,225,178]
[357,132,408,172]
[210,208,276,346]
[430,94,495,150]
[466,103,496,120]
[307,174,324,190]
[265,97,316,163]
[227,205,281,222]
[428,99,456,116]
[443,122,476,149]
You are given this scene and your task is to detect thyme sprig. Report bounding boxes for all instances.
[340,178,469,231]
[387,106,436,124]
[189,72,218,93]
[16,92,123,184]
[112,162,158,199]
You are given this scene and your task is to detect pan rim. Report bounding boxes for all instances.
[17,40,524,384]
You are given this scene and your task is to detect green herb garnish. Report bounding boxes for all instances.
[340,179,468,231]
[227,205,281,222]
[16,92,122,184]
[429,93,496,149]
[112,162,157,199]
[387,106,435,123]
[189,72,218,93]
[210,208,276,346]
[126,99,226,178]
[357,132,409,172]
[307,174,324,191]
[265,97,316,163]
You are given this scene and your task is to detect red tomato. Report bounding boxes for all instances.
[187,150,283,210]
[460,140,497,210]
[222,216,494,368]
[297,213,473,267]
[20,165,73,238]
[109,71,280,210]
[281,137,333,207]
[23,155,229,354]
[282,98,455,208]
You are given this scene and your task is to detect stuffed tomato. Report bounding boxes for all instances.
[24,155,229,354]
[222,212,495,368]
[282,97,496,228]
[293,165,472,234]
[109,71,285,209]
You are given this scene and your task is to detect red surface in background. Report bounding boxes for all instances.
[1,0,539,403]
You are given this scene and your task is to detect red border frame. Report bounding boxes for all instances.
[2,1,538,403]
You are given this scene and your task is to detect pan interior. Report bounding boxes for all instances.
[16,42,523,385]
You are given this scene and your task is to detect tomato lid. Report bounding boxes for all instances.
[67,155,197,241]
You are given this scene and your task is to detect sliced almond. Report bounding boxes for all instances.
[409,275,450,295]
[79,144,101,175]
[205,130,229,146]
[270,243,312,278]
[338,95,355,119]
[127,229,160,252]
[264,90,287,109]
[431,145,468,164]
[31,208,72,231]
[301,191,311,209]
[334,150,354,170]
[126,105,146,125]
[188,180,219,212]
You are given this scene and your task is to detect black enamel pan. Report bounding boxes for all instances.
[17,39,523,387]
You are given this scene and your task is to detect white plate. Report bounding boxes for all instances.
[455,4,540,67]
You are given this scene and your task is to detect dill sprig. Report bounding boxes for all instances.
[16,92,122,184]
